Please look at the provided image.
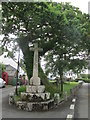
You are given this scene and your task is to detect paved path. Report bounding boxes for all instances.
[1,86,72,118]
[74,83,89,119]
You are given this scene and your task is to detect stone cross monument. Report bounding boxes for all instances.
[16,43,54,111]
[30,43,43,86]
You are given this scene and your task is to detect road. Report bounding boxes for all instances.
[0,86,72,119]
[74,83,89,119]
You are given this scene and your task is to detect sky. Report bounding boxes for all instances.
[53,0,90,14]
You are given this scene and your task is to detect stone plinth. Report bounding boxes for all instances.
[26,85,45,93]
[30,77,41,86]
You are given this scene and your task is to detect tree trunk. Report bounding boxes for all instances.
[59,70,63,96]
[61,75,63,96]
[18,38,33,80]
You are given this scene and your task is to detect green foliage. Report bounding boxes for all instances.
[82,79,90,83]
[75,77,90,83]
[0,63,5,72]
[49,80,56,83]
[39,66,50,85]
[63,82,78,95]
[80,74,90,79]
[14,95,21,102]
[0,46,15,59]
[44,3,89,82]
[1,2,89,92]
[45,84,59,98]
[0,47,2,55]
[76,74,90,83]
[7,51,14,58]
[18,85,26,95]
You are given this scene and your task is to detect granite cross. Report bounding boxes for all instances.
[30,43,43,85]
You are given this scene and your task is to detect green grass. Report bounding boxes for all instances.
[46,81,78,98]
[63,82,78,95]
[14,85,26,102]
[18,85,26,95]
[49,80,56,83]
[14,95,21,102]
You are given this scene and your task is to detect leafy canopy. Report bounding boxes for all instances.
[2,2,90,81]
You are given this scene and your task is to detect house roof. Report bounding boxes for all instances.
[0,52,24,75]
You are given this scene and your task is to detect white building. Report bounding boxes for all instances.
[0,52,24,84]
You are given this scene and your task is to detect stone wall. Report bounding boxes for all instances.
[5,65,16,85]
[6,65,16,76]
[7,76,15,85]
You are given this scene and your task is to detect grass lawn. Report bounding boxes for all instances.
[63,82,78,96]
[49,80,56,83]
[45,81,78,98]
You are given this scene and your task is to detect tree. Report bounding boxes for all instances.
[44,3,89,95]
[2,2,60,79]
[1,2,89,94]
[0,63,5,77]
[0,47,3,55]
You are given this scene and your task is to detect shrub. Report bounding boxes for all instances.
[75,78,90,83]
[14,95,21,102]
[80,74,90,79]
[18,85,26,95]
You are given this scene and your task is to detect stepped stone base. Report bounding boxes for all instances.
[15,83,54,111]
[16,99,54,111]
